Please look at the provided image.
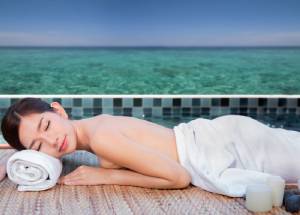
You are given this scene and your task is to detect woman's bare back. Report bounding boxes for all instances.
[89,114,180,169]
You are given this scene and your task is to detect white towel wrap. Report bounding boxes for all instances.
[173,115,300,197]
[6,150,62,192]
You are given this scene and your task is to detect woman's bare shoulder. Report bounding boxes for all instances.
[87,114,125,169]
[90,114,115,128]
[88,114,121,149]
[92,114,136,130]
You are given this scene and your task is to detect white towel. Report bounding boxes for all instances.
[6,149,62,192]
[173,115,300,197]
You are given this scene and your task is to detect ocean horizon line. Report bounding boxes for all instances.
[0,45,300,49]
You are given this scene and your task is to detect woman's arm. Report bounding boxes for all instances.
[58,166,189,189]
[102,168,188,189]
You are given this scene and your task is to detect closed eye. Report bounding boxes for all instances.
[45,120,50,131]
[37,143,42,151]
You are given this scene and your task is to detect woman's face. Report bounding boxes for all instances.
[18,104,77,158]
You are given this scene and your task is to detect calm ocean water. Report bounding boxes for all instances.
[0,47,299,94]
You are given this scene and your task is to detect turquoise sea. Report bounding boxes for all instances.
[0,47,300,94]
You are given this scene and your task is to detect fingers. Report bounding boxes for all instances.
[64,177,84,185]
[57,175,82,184]
[57,177,65,184]
[58,166,87,184]
[59,167,83,182]
[57,165,90,185]
[58,175,85,185]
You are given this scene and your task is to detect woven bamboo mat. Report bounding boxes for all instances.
[0,149,298,215]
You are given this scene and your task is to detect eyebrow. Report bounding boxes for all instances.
[28,116,44,149]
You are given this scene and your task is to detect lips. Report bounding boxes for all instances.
[59,136,67,152]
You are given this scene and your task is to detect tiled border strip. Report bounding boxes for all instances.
[0,95,300,119]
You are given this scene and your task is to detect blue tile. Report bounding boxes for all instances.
[102,107,114,114]
[73,98,82,107]
[82,98,93,108]
[249,108,257,113]
[93,108,102,116]
[230,108,238,114]
[83,108,93,116]
[163,107,171,116]
[152,108,162,117]
[229,98,240,107]
[192,98,200,106]
[142,98,153,107]
[200,98,211,107]
[113,108,123,115]
[239,98,248,106]
[278,108,287,114]
[239,107,248,116]
[153,98,162,106]
[113,98,122,107]
[267,98,278,107]
[239,107,248,113]
[201,107,210,114]
[123,108,132,116]
[192,108,201,117]
[132,107,143,117]
[93,98,102,107]
[123,98,133,107]
[182,98,192,107]
[71,107,83,117]
[161,98,172,107]
[182,107,191,116]
[173,98,181,107]
[248,98,258,107]
[278,98,287,107]
[133,98,142,107]
[288,108,296,114]
[211,99,219,106]
[61,98,73,107]
[143,108,152,117]
[102,98,113,107]
[172,107,181,116]
[287,98,297,107]
[258,98,267,106]
[220,98,229,106]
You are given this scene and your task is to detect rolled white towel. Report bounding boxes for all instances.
[6,150,62,191]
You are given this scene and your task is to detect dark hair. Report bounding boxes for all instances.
[1,98,54,150]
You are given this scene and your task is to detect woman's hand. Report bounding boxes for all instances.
[57,165,105,185]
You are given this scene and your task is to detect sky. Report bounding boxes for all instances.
[0,0,299,46]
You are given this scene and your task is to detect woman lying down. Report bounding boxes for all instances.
[1,98,299,197]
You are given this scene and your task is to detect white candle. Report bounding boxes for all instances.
[245,184,273,212]
[267,176,285,207]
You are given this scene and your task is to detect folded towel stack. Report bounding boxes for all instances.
[6,150,62,191]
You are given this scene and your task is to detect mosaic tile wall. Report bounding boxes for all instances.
[0,97,299,119]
